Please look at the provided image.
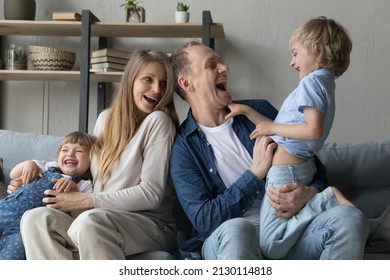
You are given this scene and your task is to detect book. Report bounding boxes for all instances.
[89,67,123,73]
[91,62,126,71]
[52,12,81,21]
[91,48,131,60]
[90,56,129,65]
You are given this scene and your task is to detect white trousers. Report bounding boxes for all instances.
[20,207,176,259]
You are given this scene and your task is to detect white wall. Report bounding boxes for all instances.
[1,0,389,142]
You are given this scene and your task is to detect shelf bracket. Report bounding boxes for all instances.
[202,10,215,50]
[79,10,99,133]
[97,36,108,115]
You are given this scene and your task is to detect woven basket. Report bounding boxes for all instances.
[29,46,76,71]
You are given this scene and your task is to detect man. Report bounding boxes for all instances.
[169,41,369,260]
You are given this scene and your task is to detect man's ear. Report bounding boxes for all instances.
[178,76,193,91]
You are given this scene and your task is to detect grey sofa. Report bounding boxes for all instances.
[1,129,389,259]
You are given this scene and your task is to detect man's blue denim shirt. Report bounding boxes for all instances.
[169,99,327,259]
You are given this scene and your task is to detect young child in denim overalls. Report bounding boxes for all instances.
[0,131,95,259]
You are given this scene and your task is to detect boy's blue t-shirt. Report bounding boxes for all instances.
[271,68,335,160]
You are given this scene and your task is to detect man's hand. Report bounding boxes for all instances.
[250,136,276,180]
[267,182,319,218]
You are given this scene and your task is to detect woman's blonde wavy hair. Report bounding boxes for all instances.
[289,16,352,78]
[91,50,179,191]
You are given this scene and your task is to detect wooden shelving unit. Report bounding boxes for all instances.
[0,10,225,132]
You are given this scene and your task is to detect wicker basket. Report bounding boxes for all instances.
[29,46,76,71]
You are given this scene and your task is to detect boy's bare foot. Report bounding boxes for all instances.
[331,186,355,207]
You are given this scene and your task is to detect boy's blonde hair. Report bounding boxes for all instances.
[289,16,352,78]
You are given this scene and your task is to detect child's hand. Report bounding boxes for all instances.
[21,161,42,185]
[250,121,274,139]
[225,102,244,120]
[52,178,80,193]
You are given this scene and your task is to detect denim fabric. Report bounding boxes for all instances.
[202,218,262,259]
[260,160,319,259]
[170,99,328,259]
[0,167,77,259]
[285,205,369,260]
[260,160,318,259]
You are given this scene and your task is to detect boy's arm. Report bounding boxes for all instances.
[10,160,42,185]
[226,102,271,125]
[251,107,323,140]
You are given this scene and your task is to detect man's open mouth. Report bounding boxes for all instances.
[216,80,227,91]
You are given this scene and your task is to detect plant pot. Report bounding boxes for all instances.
[126,6,145,23]
[4,0,36,20]
[175,11,190,23]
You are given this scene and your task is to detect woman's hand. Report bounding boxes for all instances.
[43,189,94,213]
[267,182,319,218]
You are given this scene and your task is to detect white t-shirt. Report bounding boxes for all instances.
[198,118,261,225]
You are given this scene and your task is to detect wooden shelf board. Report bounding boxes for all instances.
[0,70,122,82]
[91,22,225,38]
[0,20,82,36]
[0,20,224,38]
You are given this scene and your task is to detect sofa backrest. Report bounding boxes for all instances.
[317,139,390,218]
[0,129,62,185]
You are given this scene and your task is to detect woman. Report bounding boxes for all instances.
[18,50,180,259]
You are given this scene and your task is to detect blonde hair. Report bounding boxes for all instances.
[91,50,179,191]
[56,131,96,156]
[289,16,352,78]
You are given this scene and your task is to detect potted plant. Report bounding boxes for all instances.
[4,0,36,20]
[121,0,145,22]
[175,2,190,23]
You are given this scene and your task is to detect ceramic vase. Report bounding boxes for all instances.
[4,0,36,20]
[175,11,190,23]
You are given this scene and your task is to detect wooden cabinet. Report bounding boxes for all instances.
[0,10,224,132]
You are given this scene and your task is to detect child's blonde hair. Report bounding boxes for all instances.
[56,131,96,156]
[289,16,352,78]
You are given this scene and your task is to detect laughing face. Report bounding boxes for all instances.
[186,44,231,110]
[57,142,90,177]
[290,42,319,79]
[132,61,167,116]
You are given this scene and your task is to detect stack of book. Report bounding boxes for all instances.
[90,48,131,72]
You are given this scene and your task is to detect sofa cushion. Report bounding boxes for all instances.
[317,139,390,218]
[0,129,62,185]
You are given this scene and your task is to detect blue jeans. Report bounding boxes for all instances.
[0,169,63,260]
[285,205,369,259]
[259,160,342,259]
[202,218,262,260]
[203,203,370,260]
